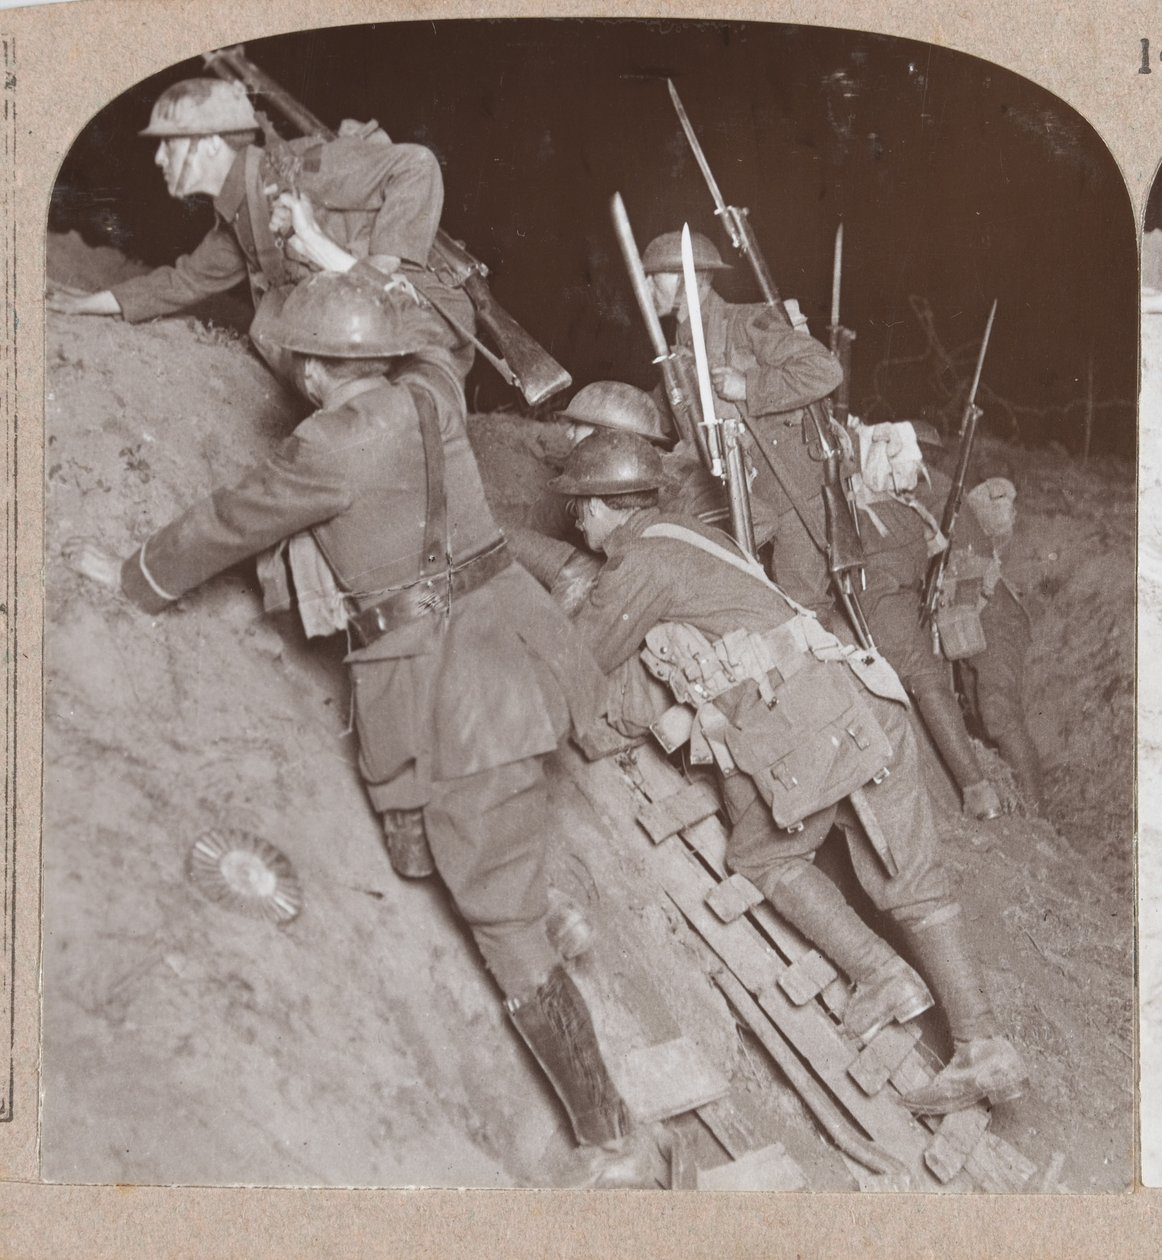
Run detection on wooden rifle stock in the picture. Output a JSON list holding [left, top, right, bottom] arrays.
[[203, 46, 571, 406], [921, 402, 982, 625]]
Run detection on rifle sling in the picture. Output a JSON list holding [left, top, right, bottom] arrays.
[[737, 406, 829, 553]]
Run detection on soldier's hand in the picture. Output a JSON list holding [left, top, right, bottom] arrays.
[[550, 548, 603, 617], [61, 539, 123, 591], [710, 366, 747, 401], [46, 285, 121, 316], [273, 191, 356, 275]]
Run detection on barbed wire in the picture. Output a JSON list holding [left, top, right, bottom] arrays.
[[860, 295, 1132, 453]]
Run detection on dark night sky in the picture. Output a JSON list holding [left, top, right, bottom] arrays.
[[49, 18, 1137, 455]]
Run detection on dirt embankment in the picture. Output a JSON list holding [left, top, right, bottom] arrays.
[[41, 236, 1135, 1190]]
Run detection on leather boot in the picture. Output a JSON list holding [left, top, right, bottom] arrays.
[[381, 808, 435, 878], [996, 725, 1043, 810], [899, 904, 1028, 1112], [763, 864, 928, 1039], [912, 685, 1000, 819], [763, 863, 897, 984], [901, 1036, 1030, 1115], [506, 966, 631, 1146], [843, 956, 934, 1044]]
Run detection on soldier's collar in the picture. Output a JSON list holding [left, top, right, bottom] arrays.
[[603, 507, 663, 559], [212, 147, 252, 222]]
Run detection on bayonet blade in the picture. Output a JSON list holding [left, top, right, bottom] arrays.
[[831, 222, 844, 333], [611, 192, 670, 360], [668, 80, 733, 230], [681, 224, 724, 478], [965, 298, 998, 412]]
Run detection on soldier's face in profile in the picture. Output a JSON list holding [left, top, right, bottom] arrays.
[[154, 136, 214, 198], [648, 272, 682, 318]]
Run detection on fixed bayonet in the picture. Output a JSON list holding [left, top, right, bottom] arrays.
[[681, 225, 758, 557], [610, 193, 712, 470], [668, 79, 783, 311], [828, 223, 856, 426], [921, 300, 999, 630], [667, 83, 873, 645]]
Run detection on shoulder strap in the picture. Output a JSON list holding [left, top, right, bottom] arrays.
[[410, 384, 449, 579], [641, 522, 811, 618], [243, 147, 291, 288]]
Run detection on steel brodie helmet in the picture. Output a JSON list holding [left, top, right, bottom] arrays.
[[641, 230, 731, 274], [550, 430, 668, 498], [140, 79, 259, 138], [560, 381, 672, 445], [267, 273, 441, 358]]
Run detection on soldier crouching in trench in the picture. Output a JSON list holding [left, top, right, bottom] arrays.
[[47, 77, 474, 385], [552, 427, 1030, 1115], [62, 271, 652, 1187]]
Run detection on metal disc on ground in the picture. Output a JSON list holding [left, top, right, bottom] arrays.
[[187, 829, 303, 924]]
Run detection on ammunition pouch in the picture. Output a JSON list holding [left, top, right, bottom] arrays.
[[935, 601, 987, 660], [642, 614, 899, 830], [935, 568, 990, 660]]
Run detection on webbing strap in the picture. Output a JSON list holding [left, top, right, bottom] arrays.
[[411, 385, 449, 579], [641, 522, 813, 619], [242, 147, 291, 289]]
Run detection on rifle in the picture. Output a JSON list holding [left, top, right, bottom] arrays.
[[203, 45, 571, 406], [921, 300, 998, 630], [680, 224, 757, 557], [667, 80, 873, 648]]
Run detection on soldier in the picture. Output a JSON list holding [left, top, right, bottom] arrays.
[[503, 381, 673, 612], [642, 230, 844, 617], [47, 77, 474, 383], [553, 429, 1029, 1114], [62, 272, 644, 1185], [943, 473, 1043, 809], [850, 420, 1003, 820]]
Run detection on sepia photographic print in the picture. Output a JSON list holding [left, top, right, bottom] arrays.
[[36, 15, 1137, 1197]]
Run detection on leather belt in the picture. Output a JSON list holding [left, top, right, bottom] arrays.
[[348, 540, 512, 648]]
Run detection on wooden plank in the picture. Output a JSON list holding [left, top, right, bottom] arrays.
[[706, 873, 765, 923], [964, 1131, 1038, 1192], [627, 747, 851, 1013], [779, 949, 840, 1006], [923, 1107, 991, 1183], [849, 1024, 921, 1096], [637, 782, 720, 843], [696, 1143, 807, 1192], [654, 836, 934, 1170], [618, 1036, 730, 1124], [668, 1114, 700, 1190], [888, 1047, 935, 1096], [695, 1092, 768, 1160], [562, 745, 1025, 1192]]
